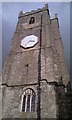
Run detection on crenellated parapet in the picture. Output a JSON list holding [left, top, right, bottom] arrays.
[[18, 4, 49, 18], [2, 4, 71, 119]]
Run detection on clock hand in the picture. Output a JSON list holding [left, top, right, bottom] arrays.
[[25, 40, 35, 46]]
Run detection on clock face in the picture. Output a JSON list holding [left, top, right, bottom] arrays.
[[20, 35, 38, 48]]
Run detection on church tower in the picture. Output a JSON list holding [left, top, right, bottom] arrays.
[[2, 4, 71, 118]]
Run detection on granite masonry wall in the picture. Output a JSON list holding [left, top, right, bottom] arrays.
[[2, 4, 72, 119]]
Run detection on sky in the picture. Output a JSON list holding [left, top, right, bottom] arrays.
[[2, 2, 70, 82]]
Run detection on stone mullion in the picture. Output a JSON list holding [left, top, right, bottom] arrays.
[[30, 95, 32, 112], [25, 95, 28, 112]]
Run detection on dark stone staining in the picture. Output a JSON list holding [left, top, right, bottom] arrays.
[[25, 64, 29, 82], [2, 4, 72, 119]]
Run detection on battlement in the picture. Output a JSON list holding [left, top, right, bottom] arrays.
[[18, 4, 49, 18], [51, 13, 59, 28], [2, 3, 71, 119]]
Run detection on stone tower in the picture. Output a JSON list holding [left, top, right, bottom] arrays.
[[2, 4, 71, 119]]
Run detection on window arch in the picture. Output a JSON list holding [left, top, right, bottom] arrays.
[[29, 17, 35, 24], [21, 88, 35, 112]]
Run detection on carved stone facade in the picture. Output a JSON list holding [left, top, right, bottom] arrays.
[[2, 4, 72, 119]]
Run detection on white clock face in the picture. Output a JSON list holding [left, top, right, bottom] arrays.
[[20, 35, 38, 48]]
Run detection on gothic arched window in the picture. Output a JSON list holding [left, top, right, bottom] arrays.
[[21, 88, 35, 112], [29, 17, 35, 24]]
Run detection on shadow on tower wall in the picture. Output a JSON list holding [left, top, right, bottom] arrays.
[[55, 81, 72, 119]]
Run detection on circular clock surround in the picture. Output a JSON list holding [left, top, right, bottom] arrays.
[[20, 35, 38, 49]]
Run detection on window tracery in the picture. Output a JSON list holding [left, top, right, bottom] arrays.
[[21, 88, 35, 112]]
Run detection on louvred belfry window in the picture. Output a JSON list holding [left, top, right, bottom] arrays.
[[21, 88, 35, 112], [29, 17, 35, 24]]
